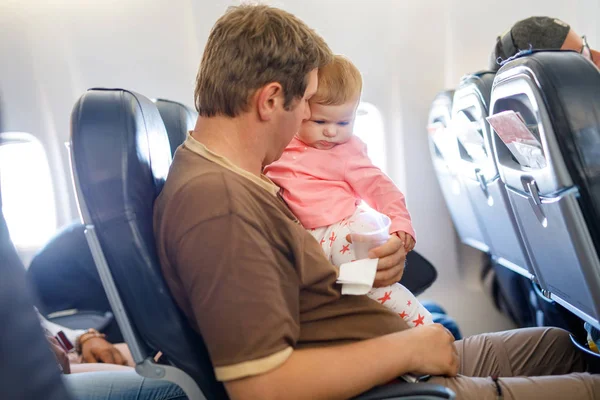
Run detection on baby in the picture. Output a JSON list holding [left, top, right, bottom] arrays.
[[265, 55, 432, 327]]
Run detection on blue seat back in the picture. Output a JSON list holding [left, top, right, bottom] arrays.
[[70, 88, 227, 398]]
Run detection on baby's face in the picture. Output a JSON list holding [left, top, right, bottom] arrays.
[[296, 99, 359, 150]]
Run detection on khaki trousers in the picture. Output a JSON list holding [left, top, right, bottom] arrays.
[[429, 327, 600, 399]]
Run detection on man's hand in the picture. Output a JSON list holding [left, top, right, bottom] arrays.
[[81, 337, 128, 365], [394, 231, 415, 253], [368, 234, 406, 287], [404, 324, 459, 377], [47, 336, 71, 374], [225, 322, 459, 400]]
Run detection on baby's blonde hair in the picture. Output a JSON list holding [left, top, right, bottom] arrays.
[[312, 54, 362, 105]]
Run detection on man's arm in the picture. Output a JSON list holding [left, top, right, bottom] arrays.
[[225, 324, 459, 400]]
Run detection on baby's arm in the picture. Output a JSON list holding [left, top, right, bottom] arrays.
[[344, 138, 416, 245]]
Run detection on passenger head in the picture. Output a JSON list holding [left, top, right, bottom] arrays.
[[489, 16, 600, 70], [297, 55, 363, 150], [194, 4, 331, 118]]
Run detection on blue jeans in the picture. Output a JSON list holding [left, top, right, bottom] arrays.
[[63, 371, 187, 400]]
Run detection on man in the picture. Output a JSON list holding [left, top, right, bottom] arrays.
[[490, 16, 600, 70], [154, 5, 600, 399]]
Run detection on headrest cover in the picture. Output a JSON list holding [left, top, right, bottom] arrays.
[[490, 16, 570, 70]]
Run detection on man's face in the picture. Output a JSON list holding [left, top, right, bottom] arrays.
[[562, 29, 600, 69], [266, 69, 318, 165]]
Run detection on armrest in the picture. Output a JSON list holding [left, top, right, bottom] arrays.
[[352, 382, 455, 400], [46, 310, 114, 333], [400, 251, 438, 297]]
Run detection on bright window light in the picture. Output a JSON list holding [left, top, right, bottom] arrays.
[[354, 102, 387, 173], [0, 133, 57, 248]]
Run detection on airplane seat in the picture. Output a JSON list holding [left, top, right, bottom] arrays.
[[153, 98, 197, 156], [489, 50, 600, 333], [70, 88, 225, 399], [70, 88, 454, 400], [452, 71, 536, 280], [427, 90, 489, 252], [26, 221, 122, 342], [28, 96, 198, 341]]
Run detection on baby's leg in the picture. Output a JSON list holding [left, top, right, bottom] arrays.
[[308, 213, 432, 328], [308, 216, 356, 266], [308, 226, 333, 260], [368, 284, 434, 328]]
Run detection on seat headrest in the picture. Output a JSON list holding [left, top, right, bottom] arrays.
[[457, 71, 496, 111], [71, 88, 172, 224], [153, 99, 197, 157], [428, 90, 455, 127]]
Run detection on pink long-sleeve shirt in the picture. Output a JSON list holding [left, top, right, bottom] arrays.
[[264, 136, 415, 240]]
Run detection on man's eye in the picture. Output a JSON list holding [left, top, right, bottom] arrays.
[[313, 120, 325, 125]]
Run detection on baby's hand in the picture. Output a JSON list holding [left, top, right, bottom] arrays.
[[395, 231, 415, 253]]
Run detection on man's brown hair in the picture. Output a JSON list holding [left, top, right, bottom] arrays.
[[195, 4, 333, 117], [312, 54, 362, 105]]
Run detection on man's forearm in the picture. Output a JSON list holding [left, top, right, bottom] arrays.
[[225, 331, 416, 400]]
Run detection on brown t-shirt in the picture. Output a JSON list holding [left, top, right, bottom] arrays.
[[154, 135, 408, 382]]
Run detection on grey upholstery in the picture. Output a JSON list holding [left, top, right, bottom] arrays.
[[490, 50, 600, 329], [452, 71, 535, 279], [427, 90, 488, 252]]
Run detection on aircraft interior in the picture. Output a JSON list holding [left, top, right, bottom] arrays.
[[1, 0, 600, 399]]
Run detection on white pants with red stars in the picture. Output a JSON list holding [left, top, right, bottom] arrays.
[[308, 209, 433, 328]]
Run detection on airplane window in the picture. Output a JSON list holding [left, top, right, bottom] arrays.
[[354, 102, 387, 172], [0, 133, 57, 248]]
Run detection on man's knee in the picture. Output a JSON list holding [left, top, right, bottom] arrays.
[[538, 326, 572, 346]]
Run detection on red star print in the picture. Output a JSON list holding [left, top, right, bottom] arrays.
[[407, 300, 412, 307], [399, 311, 408, 319], [413, 314, 425, 326], [329, 231, 337, 247], [378, 291, 392, 304], [320, 238, 326, 246], [340, 244, 350, 254]]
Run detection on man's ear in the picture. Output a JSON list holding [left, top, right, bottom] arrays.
[[256, 82, 284, 121]]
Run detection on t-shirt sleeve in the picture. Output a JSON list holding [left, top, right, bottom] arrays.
[[169, 181, 299, 381]]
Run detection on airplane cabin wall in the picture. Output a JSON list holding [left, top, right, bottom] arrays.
[[0, 0, 598, 335]]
